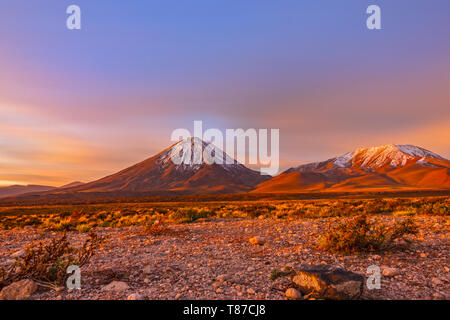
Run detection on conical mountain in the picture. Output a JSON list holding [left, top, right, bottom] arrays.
[[65, 137, 269, 194]]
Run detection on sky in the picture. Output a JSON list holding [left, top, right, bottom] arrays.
[[0, 0, 449, 186]]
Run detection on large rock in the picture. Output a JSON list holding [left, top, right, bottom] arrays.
[[0, 279, 38, 300], [292, 265, 364, 300], [102, 281, 129, 292]]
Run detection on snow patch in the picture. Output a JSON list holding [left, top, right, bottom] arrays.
[[333, 152, 353, 168], [396, 145, 444, 159]]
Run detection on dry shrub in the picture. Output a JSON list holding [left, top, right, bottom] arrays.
[[142, 220, 173, 236], [69, 210, 83, 224], [0, 231, 103, 288], [318, 214, 418, 254], [170, 208, 212, 223]]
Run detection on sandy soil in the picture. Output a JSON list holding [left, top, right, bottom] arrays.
[[0, 216, 448, 300]]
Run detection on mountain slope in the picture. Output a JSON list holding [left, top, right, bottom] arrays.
[[253, 144, 450, 192], [59, 181, 85, 189], [59, 137, 269, 194], [0, 185, 56, 199]]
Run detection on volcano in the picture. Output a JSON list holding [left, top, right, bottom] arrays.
[[253, 144, 450, 192], [61, 137, 269, 194]]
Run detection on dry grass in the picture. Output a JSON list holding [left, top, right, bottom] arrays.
[[0, 231, 103, 289], [0, 197, 447, 231], [141, 220, 174, 236]]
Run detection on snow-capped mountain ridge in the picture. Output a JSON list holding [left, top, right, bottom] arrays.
[[254, 144, 450, 193], [332, 144, 445, 170]]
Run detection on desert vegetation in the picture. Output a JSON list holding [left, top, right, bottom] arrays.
[[0, 231, 103, 289], [318, 214, 418, 254], [0, 196, 448, 300], [0, 197, 447, 231]]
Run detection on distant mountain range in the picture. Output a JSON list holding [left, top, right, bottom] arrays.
[[0, 181, 84, 199], [253, 144, 450, 192], [1, 142, 449, 201]]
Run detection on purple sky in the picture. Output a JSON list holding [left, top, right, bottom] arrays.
[[0, 0, 449, 186]]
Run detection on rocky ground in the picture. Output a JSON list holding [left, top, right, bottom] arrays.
[[0, 216, 448, 300]]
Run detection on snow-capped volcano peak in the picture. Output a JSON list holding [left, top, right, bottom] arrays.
[[332, 144, 445, 169], [158, 137, 239, 172]]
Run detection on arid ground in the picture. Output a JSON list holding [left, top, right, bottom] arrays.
[[0, 197, 448, 300]]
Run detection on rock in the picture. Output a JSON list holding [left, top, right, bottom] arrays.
[[292, 265, 364, 300], [249, 236, 265, 245], [0, 279, 38, 300], [381, 267, 400, 277], [216, 274, 229, 282], [127, 293, 144, 300], [102, 281, 129, 292], [431, 278, 443, 285], [5, 259, 15, 265], [142, 265, 152, 274], [395, 239, 409, 249], [246, 288, 255, 295], [11, 250, 25, 258], [285, 288, 302, 299]]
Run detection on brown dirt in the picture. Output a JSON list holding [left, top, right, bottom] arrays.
[[0, 216, 448, 300]]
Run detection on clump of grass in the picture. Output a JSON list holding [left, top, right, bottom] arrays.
[[270, 266, 294, 281], [318, 214, 418, 254], [142, 220, 173, 236], [392, 210, 415, 217], [0, 231, 103, 289], [170, 208, 211, 223], [76, 224, 93, 233]]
